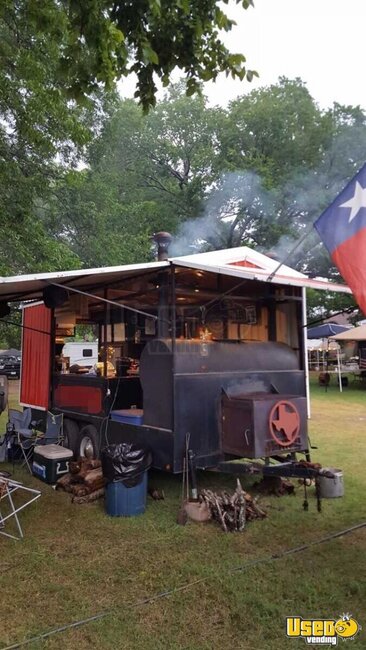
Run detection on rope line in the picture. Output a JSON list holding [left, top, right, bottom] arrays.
[[3, 520, 366, 650]]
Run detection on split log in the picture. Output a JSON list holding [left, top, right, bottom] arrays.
[[200, 480, 266, 533], [71, 484, 90, 497], [72, 487, 105, 504], [83, 467, 105, 492], [56, 462, 105, 502], [69, 459, 101, 475], [55, 473, 74, 492]]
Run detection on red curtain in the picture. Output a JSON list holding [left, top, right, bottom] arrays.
[[20, 303, 51, 410]]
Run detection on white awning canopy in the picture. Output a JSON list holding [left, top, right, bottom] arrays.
[[0, 261, 168, 302], [0, 245, 351, 303]]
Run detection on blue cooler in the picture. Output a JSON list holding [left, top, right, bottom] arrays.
[[105, 472, 148, 517], [110, 409, 143, 425]]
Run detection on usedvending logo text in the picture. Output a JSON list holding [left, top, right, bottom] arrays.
[[286, 614, 360, 646]]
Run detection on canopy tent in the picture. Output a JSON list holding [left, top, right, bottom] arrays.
[[332, 324, 366, 382], [332, 324, 366, 341], [306, 339, 340, 351], [306, 323, 351, 339], [312, 323, 366, 392], [306, 323, 352, 393]]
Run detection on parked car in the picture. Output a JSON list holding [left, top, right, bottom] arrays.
[[0, 355, 21, 379]]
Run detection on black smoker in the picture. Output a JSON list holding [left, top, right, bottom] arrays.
[[133, 338, 309, 472], [107, 232, 309, 473]]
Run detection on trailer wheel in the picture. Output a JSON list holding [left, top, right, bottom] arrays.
[[63, 418, 79, 456], [78, 425, 99, 460]]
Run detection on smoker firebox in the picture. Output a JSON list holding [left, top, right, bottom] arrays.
[[221, 392, 308, 458]]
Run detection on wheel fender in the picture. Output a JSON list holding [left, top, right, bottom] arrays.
[[63, 418, 80, 457]]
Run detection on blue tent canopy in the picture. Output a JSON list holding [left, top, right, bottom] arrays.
[[306, 323, 351, 339]]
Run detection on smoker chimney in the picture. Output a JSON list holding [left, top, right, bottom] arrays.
[[153, 232, 172, 261]]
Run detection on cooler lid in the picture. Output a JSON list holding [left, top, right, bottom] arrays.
[[110, 409, 144, 418], [34, 444, 74, 459]]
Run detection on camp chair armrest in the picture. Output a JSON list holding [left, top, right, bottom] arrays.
[[31, 419, 43, 429], [17, 431, 37, 440]]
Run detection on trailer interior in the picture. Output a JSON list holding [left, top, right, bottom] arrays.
[[49, 265, 303, 408]]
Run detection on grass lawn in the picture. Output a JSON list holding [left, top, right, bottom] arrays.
[[0, 375, 366, 649]]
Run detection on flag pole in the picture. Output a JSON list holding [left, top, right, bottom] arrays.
[[266, 227, 314, 282]]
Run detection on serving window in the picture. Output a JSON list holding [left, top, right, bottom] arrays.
[[52, 266, 303, 384]]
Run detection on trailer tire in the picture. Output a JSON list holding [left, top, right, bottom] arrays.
[[78, 425, 99, 460], [63, 418, 79, 457]]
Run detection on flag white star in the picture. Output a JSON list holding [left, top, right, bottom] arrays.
[[339, 180, 366, 222]]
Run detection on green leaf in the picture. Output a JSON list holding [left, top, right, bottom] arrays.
[[142, 45, 159, 65]]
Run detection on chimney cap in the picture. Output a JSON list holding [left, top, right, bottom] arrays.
[[152, 231, 173, 244], [153, 231, 173, 261]]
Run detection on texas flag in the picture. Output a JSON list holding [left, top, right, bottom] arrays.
[[314, 163, 366, 315]]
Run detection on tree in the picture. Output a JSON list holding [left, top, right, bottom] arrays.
[[306, 288, 359, 326], [46, 86, 226, 265], [22, 0, 257, 111], [0, 0, 258, 277], [0, 1, 114, 274], [221, 78, 332, 186], [172, 79, 333, 254]]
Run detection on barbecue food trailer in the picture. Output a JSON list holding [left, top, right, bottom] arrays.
[[0, 239, 350, 476]]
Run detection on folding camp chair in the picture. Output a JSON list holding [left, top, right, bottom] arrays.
[[36, 412, 64, 446], [0, 471, 41, 540], [6, 408, 41, 473], [7, 410, 64, 473]]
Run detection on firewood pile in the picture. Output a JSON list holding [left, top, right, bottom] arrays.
[[200, 479, 267, 533], [56, 458, 106, 504]]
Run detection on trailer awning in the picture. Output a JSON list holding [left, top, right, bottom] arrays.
[[0, 261, 168, 302], [171, 247, 351, 294], [0, 246, 350, 303]]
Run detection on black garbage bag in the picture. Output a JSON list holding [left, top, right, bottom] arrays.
[[101, 443, 152, 487]]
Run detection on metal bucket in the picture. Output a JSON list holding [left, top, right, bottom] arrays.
[[318, 468, 344, 498]]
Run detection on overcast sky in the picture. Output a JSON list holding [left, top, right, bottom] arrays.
[[120, 0, 366, 109]]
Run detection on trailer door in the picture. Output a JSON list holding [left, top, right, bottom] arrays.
[[20, 303, 51, 410]]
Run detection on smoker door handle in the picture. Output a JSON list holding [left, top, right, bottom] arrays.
[[244, 429, 250, 447], [270, 382, 280, 394]]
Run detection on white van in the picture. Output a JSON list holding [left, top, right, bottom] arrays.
[[62, 342, 98, 368]]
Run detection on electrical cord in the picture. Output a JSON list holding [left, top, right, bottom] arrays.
[[3, 520, 366, 650], [101, 376, 122, 450]]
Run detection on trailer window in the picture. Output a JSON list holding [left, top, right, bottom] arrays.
[[83, 349, 93, 357]]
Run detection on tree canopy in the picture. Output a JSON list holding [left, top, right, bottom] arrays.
[[0, 0, 257, 276], [42, 78, 366, 324], [2, 0, 257, 112], [0, 1, 117, 275], [2, 70, 366, 345]]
